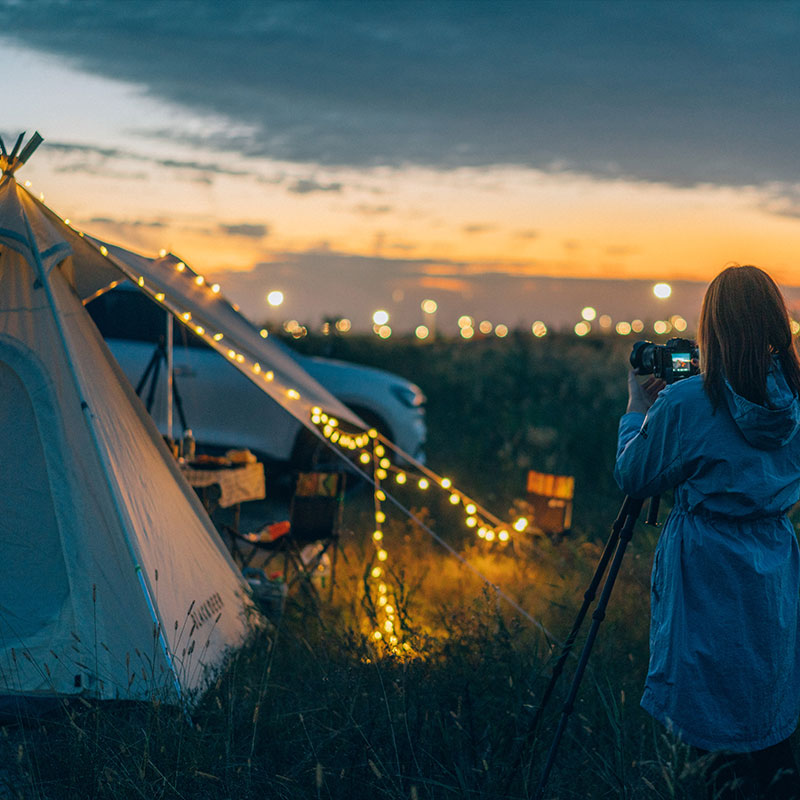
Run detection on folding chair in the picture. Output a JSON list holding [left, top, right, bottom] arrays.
[[232, 471, 346, 601]]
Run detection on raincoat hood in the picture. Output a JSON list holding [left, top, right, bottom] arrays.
[[723, 357, 800, 450]]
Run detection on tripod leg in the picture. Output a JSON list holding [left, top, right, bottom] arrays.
[[135, 345, 162, 397], [144, 351, 162, 414], [172, 374, 188, 432], [533, 496, 643, 800], [505, 495, 638, 793]]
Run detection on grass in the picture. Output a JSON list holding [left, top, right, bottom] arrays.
[[0, 333, 779, 798]]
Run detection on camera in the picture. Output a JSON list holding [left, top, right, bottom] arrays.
[[630, 338, 699, 384]]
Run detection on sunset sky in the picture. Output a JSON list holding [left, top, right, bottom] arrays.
[[3, 0, 800, 333]]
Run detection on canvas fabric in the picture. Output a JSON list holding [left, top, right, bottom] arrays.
[[0, 176, 255, 703]]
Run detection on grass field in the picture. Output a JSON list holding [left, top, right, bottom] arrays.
[[0, 333, 761, 798]]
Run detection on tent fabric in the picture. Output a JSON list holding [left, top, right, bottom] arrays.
[[0, 173, 256, 704]]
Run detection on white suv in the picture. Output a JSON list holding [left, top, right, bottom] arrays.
[[86, 286, 426, 468]]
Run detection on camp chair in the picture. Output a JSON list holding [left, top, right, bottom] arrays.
[[231, 471, 346, 600]]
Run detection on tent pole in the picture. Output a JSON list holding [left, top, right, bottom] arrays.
[[166, 311, 173, 440]]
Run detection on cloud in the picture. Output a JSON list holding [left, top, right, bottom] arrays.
[[287, 178, 343, 194], [354, 203, 392, 216], [604, 245, 639, 257], [219, 222, 269, 238], [5, 2, 800, 186], [757, 183, 800, 220], [89, 216, 166, 229], [38, 140, 252, 179], [462, 224, 496, 235]]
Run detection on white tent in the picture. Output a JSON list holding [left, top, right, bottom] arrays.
[[0, 141, 257, 706]]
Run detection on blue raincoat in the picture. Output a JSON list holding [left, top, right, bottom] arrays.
[[615, 360, 800, 752]]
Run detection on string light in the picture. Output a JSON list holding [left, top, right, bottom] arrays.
[[366, 439, 405, 654], [305, 412, 526, 557]]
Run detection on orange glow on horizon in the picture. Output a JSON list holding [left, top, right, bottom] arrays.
[[20, 155, 800, 323]]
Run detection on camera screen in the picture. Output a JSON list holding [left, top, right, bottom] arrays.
[[672, 353, 692, 373]]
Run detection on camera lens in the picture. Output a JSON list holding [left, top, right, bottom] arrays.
[[630, 340, 656, 375]]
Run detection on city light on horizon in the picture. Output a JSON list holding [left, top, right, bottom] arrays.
[[653, 283, 672, 299]]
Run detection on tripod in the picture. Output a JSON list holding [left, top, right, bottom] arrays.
[[135, 339, 189, 433], [507, 493, 660, 798]]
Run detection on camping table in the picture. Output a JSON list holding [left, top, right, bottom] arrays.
[[180, 461, 266, 538], [180, 461, 266, 509]]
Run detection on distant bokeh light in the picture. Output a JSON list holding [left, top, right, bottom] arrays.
[[574, 321, 591, 336], [581, 306, 597, 321], [653, 282, 672, 299], [457, 315, 474, 329], [377, 324, 392, 339], [616, 321, 632, 335], [532, 321, 547, 337], [335, 318, 351, 332], [478, 320, 493, 334], [460, 325, 475, 339], [267, 290, 284, 306], [632, 319, 645, 333], [495, 324, 509, 338], [373, 309, 389, 325], [599, 314, 612, 329], [421, 299, 438, 314], [415, 325, 429, 339], [671, 315, 688, 332]]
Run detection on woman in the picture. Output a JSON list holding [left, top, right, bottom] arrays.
[[615, 265, 800, 798]]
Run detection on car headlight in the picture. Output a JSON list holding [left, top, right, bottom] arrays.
[[391, 383, 426, 408]]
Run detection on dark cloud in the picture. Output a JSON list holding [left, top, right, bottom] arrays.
[[287, 178, 343, 194], [219, 223, 269, 238], [4, 1, 800, 186]]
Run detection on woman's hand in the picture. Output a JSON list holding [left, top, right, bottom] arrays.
[[626, 371, 666, 414]]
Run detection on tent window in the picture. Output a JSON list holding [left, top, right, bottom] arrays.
[[86, 288, 165, 343], [86, 288, 211, 350], [0, 362, 70, 640]]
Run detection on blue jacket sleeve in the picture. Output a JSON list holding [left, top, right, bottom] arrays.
[[614, 390, 687, 498]]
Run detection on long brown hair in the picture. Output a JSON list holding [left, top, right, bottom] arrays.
[[698, 264, 800, 408]]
